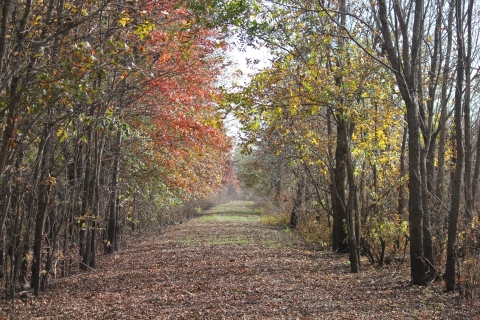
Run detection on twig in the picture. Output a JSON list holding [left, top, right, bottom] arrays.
[[181, 290, 194, 297], [79, 261, 98, 273]]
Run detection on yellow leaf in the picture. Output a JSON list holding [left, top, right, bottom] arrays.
[[118, 16, 130, 27]]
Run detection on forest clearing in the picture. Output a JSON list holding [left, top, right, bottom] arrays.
[[1, 201, 478, 319]]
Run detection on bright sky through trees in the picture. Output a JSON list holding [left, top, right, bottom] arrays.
[[222, 39, 271, 141]]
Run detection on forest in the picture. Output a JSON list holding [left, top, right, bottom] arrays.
[[0, 0, 233, 298], [0, 0, 479, 316], [230, 0, 480, 297]]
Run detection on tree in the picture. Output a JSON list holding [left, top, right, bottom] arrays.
[[0, 0, 233, 298]]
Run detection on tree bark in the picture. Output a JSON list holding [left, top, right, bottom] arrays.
[[398, 122, 407, 218], [0, 0, 13, 81], [334, 118, 348, 253], [376, 0, 427, 285], [290, 177, 304, 229], [327, 108, 339, 251], [420, 148, 435, 279], [107, 130, 122, 254], [89, 128, 106, 268], [344, 124, 359, 273], [445, 0, 465, 292], [31, 110, 54, 297], [463, 0, 474, 220], [80, 107, 95, 270], [435, 0, 454, 213]]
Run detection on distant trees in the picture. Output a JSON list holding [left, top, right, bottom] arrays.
[[0, 0, 231, 297]]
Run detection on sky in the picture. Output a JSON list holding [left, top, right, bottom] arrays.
[[225, 45, 272, 86], [221, 41, 272, 143]]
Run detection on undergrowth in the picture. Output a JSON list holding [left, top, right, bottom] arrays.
[[257, 200, 331, 251], [257, 201, 290, 228]]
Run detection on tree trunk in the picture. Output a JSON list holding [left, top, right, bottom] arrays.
[[398, 122, 407, 217], [0, 0, 12, 70], [106, 130, 122, 254], [80, 114, 94, 270], [290, 178, 304, 229], [376, 0, 427, 286], [434, 0, 453, 228], [89, 128, 106, 268], [421, 148, 435, 279], [334, 118, 348, 253], [19, 134, 46, 285], [445, 0, 465, 292], [327, 108, 338, 251], [463, 0, 474, 220], [31, 111, 53, 297], [344, 124, 359, 273]]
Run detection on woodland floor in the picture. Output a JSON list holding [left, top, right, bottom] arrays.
[[1, 201, 480, 319]]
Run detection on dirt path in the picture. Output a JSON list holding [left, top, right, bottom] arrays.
[[2, 201, 479, 319]]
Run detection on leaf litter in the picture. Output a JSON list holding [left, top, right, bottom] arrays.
[[1, 201, 479, 319]]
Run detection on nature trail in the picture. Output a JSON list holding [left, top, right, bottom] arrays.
[[2, 201, 478, 319]]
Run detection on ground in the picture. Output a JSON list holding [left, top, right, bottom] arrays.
[[1, 201, 479, 319]]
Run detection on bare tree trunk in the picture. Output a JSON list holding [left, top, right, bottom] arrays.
[[446, 0, 465, 291], [376, 0, 427, 285], [464, 0, 474, 220], [421, 149, 435, 279], [435, 0, 454, 216], [0, 0, 13, 76], [106, 130, 122, 254], [80, 150, 92, 270], [31, 110, 54, 297], [345, 125, 359, 273], [89, 128, 106, 268], [327, 108, 338, 251], [334, 118, 348, 253], [332, 0, 349, 254], [19, 134, 46, 285], [80, 110, 94, 270], [290, 177, 304, 229], [9, 148, 26, 297], [398, 122, 407, 217]]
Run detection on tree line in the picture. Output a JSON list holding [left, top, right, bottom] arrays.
[[0, 0, 232, 298], [226, 0, 480, 296]]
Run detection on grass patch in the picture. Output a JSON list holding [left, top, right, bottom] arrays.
[[197, 213, 259, 223], [208, 235, 252, 246], [204, 201, 257, 215], [196, 201, 260, 224], [179, 235, 253, 246], [179, 200, 299, 249], [178, 235, 295, 247]]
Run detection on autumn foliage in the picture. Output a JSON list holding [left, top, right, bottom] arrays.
[[142, 7, 231, 198], [228, 0, 480, 298], [0, 0, 233, 298]]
